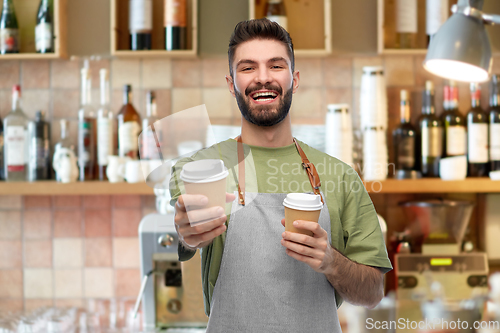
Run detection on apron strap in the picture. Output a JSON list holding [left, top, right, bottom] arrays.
[[235, 136, 323, 205]]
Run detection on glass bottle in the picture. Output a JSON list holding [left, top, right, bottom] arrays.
[[395, 0, 417, 49], [0, 0, 19, 54], [129, 0, 152, 50], [426, 0, 448, 46], [164, 0, 187, 50], [3, 85, 28, 181], [265, 0, 287, 30], [489, 75, 500, 172], [77, 67, 97, 181], [441, 80, 466, 157], [0, 114, 3, 180], [393, 89, 416, 172], [97, 68, 113, 181], [467, 83, 489, 177], [117, 84, 141, 159], [419, 80, 443, 177], [141, 90, 161, 160], [35, 0, 53, 53], [54, 119, 74, 182], [28, 110, 51, 181]]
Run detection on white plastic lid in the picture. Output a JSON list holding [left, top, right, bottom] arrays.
[[283, 193, 323, 211], [180, 159, 228, 183]]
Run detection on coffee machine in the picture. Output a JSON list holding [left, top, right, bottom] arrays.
[[136, 212, 208, 331]]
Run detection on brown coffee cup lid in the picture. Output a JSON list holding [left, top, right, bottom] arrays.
[[283, 193, 323, 211], [180, 159, 228, 183]]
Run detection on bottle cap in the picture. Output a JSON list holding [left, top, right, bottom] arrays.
[[124, 84, 132, 93], [180, 159, 229, 183], [283, 193, 323, 211], [425, 80, 434, 92], [35, 111, 44, 121], [400, 89, 408, 100], [12, 84, 21, 94]]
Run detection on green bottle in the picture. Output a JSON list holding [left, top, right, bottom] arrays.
[[35, 0, 53, 53], [0, 0, 19, 54]]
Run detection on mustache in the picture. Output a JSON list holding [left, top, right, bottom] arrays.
[[245, 84, 282, 96]]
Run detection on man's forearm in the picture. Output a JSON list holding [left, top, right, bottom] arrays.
[[324, 247, 384, 309]]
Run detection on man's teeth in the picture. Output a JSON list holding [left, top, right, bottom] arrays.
[[252, 92, 277, 99]]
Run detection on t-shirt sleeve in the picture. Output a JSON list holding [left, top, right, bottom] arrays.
[[340, 172, 393, 273]]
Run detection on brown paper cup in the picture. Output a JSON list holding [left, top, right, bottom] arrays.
[[284, 206, 321, 237], [183, 176, 227, 226]]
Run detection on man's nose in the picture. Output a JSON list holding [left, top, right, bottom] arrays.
[[254, 67, 272, 84]]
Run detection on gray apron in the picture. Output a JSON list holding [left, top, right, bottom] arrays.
[[206, 139, 342, 333]]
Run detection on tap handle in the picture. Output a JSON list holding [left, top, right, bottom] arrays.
[[132, 270, 153, 319]]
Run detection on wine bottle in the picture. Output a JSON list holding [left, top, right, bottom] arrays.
[[3, 85, 28, 181], [97, 69, 113, 181], [0, 0, 19, 54], [441, 80, 466, 157], [0, 114, 3, 180], [393, 89, 416, 173], [265, 0, 287, 31], [78, 67, 97, 181], [165, 0, 187, 50], [53, 119, 74, 182], [141, 91, 161, 160], [420, 81, 443, 177], [395, 0, 417, 49], [426, 0, 448, 45], [28, 111, 51, 181], [35, 0, 53, 53], [489, 75, 500, 172], [117, 85, 141, 159], [129, 0, 152, 50], [467, 83, 489, 177]]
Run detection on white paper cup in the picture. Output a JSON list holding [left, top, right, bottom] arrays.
[[439, 155, 467, 180], [283, 193, 323, 237]]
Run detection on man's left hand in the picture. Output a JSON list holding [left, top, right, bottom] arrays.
[[280, 218, 335, 275]]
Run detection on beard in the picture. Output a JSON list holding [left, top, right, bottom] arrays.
[[234, 83, 293, 127]]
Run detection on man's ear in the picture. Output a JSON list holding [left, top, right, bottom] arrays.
[[292, 70, 300, 94], [226, 75, 236, 97]]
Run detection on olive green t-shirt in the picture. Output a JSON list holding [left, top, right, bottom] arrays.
[[169, 139, 392, 315]]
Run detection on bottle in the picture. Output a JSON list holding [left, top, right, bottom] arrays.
[[489, 75, 500, 172], [129, 0, 152, 50], [97, 69, 113, 181], [395, 0, 417, 49], [441, 80, 466, 157], [393, 90, 416, 173], [467, 83, 489, 177], [0, 115, 3, 180], [141, 91, 161, 160], [0, 0, 19, 54], [54, 119, 74, 182], [77, 67, 97, 181], [420, 81, 443, 177], [117, 85, 141, 159], [426, 0, 448, 45], [164, 0, 187, 50], [35, 0, 53, 53], [28, 111, 50, 181], [265, 0, 287, 31], [3, 85, 28, 181]]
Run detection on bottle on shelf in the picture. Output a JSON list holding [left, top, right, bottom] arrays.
[[77, 66, 97, 181], [3, 85, 28, 181], [28, 111, 51, 181], [0, 0, 19, 54], [53, 119, 75, 182], [0, 114, 3, 180], [97, 68, 113, 181], [489, 75, 500, 172], [141, 90, 161, 160], [35, 0, 53, 53], [265, 0, 287, 31], [129, 0, 152, 50], [426, 0, 449, 46], [393, 89, 417, 177], [395, 0, 417, 49], [467, 83, 489, 177], [441, 80, 466, 158], [165, 0, 187, 50], [117, 84, 141, 159], [419, 80, 443, 177]]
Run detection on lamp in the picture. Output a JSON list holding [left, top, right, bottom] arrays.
[[423, 0, 500, 83]]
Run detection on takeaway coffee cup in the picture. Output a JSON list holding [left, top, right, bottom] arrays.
[[180, 159, 229, 226], [283, 193, 323, 237]]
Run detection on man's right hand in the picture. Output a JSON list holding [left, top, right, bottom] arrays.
[[174, 193, 236, 250]]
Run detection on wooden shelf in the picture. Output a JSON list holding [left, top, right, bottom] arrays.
[[364, 178, 500, 194], [111, 49, 196, 58]]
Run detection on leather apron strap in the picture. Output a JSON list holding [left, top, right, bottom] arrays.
[[235, 136, 323, 205]]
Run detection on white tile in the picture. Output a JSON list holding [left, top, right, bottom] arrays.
[[24, 269, 53, 299], [53, 238, 83, 268], [202, 88, 233, 119], [84, 268, 114, 298], [111, 59, 141, 89], [171, 88, 202, 113], [113, 238, 140, 268], [54, 269, 83, 298], [142, 59, 172, 89]]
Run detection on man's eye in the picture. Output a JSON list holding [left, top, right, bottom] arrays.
[[241, 67, 252, 71], [272, 65, 283, 69]]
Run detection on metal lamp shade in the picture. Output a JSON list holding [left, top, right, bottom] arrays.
[[423, 12, 492, 83]]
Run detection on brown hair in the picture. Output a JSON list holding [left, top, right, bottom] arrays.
[[228, 18, 294, 77]]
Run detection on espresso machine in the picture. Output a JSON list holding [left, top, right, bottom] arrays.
[[136, 212, 208, 331]]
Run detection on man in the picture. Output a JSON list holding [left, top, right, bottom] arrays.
[[170, 18, 392, 332]]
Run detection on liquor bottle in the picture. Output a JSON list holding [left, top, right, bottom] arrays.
[[141, 91, 161, 160], [393, 89, 416, 173], [467, 83, 489, 177], [395, 0, 417, 49], [28, 111, 51, 181], [3, 85, 28, 181], [77, 67, 97, 181], [420, 80, 443, 177], [441, 80, 466, 157], [0, 0, 19, 54], [0, 115, 3, 180], [35, 0, 53, 53], [489, 75, 500, 172], [426, 0, 448, 45], [97, 69, 113, 181], [265, 0, 287, 31], [129, 0, 152, 50], [54, 119, 74, 182], [117, 85, 141, 159], [165, 0, 187, 50]]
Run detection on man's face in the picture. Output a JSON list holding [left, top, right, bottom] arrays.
[[226, 39, 299, 127]]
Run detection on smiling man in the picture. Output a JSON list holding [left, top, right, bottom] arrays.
[[170, 19, 392, 332]]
